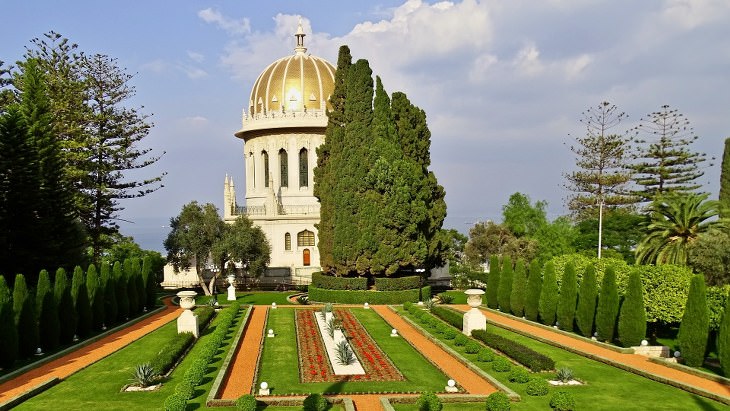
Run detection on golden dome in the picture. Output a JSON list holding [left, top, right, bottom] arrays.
[[236, 23, 335, 140]]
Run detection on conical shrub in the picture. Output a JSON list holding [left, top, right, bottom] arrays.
[[718, 297, 730, 376], [14, 274, 38, 358], [36, 270, 60, 350], [87, 264, 105, 330], [595, 265, 619, 342], [486, 255, 501, 309], [0, 277, 19, 367], [617, 270, 646, 347], [55, 268, 76, 344], [539, 261, 558, 326], [524, 260, 542, 322], [556, 262, 578, 331], [510, 258, 527, 317], [576, 264, 598, 338], [498, 256, 513, 312], [101, 262, 117, 325], [114, 261, 129, 321], [678, 275, 709, 367]]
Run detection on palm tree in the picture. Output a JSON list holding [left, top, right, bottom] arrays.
[[636, 193, 726, 265]]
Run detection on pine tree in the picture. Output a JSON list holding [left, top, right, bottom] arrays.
[[524, 260, 542, 322], [564, 101, 634, 219], [36, 269, 60, 350], [87, 264, 104, 330], [718, 296, 730, 376], [0, 276, 19, 367], [100, 262, 117, 325], [71, 266, 91, 338], [54, 268, 76, 344], [497, 256, 513, 312], [14, 274, 39, 357], [142, 255, 157, 309], [617, 270, 647, 347], [539, 261, 559, 326], [628, 105, 710, 203], [596, 266, 620, 342], [575, 264, 598, 337], [114, 261, 129, 321], [720, 138, 730, 220], [678, 275, 710, 367], [510, 258, 528, 317], [557, 262, 578, 331], [124, 258, 139, 315], [486, 255, 501, 309]]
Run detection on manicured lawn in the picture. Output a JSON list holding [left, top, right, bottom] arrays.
[[256, 307, 448, 395], [398, 307, 730, 410], [437, 290, 468, 304], [198, 291, 296, 306], [16, 307, 247, 411]]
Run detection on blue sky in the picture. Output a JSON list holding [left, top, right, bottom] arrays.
[[2, 0, 729, 252]]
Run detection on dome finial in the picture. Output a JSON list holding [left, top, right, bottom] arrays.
[[294, 17, 307, 55]]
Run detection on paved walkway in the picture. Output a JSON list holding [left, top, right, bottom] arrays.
[[0, 298, 180, 404], [455, 305, 730, 399], [219, 306, 268, 399]]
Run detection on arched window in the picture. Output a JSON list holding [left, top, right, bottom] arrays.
[[299, 148, 308, 187], [279, 149, 288, 188], [249, 152, 255, 188], [262, 150, 269, 187], [297, 230, 315, 247], [303, 249, 311, 266], [284, 233, 291, 251]]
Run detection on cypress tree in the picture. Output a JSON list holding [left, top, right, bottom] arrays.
[[54, 268, 76, 344], [575, 264, 598, 337], [595, 266, 620, 342], [87, 264, 104, 330], [486, 255, 501, 309], [71, 266, 92, 338], [14, 274, 39, 357], [524, 259, 542, 322], [557, 262, 578, 331], [124, 258, 139, 315], [510, 258, 527, 317], [101, 262, 117, 325], [720, 137, 730, 220], [618, 270, 647, 347], [114, 261, 129, 321], [134, 258, 145, 313], [497, 255, 513, 312], [718, 296, 730, 376], [142, 255, 157, 309], [678, 275, 710, 367], [36, 269, 60, 350], [539, 261, 559, 326], [0, 276, 19, 367]]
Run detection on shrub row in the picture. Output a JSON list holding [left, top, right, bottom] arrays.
[[308, 285, 430, 304], [430, 305, 464, 329], [151, 332, 196, 376], [310, 272, 367, 290], [375, 276, 421, 291], [471, 329, 554, 372]]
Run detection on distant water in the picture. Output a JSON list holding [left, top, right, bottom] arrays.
[[118, 216, 169, 253]]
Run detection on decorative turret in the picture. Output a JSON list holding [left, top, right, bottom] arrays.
[[223, 174, 237, 220]]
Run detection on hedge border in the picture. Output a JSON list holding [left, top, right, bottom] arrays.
[[308, 286, 431, 304], [375, 276, 422, 291], [206, 305, 252, 406], [311, 273, 368, 290]]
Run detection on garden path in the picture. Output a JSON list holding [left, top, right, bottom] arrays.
[[0, 297, 179, 404], [455, 305, 730, 400], [218, 305, 267, 399]]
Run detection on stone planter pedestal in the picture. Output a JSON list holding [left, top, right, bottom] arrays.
[[177, 291, 199, 338], [632, 345, 670, 358], [226, 275, 237, 301], [462, 289, 486, 336]]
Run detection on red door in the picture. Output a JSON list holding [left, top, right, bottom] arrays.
[[303, 248, 311, 266]]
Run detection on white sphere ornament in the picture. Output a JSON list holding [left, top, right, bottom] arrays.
[[447, 379, 456, 387], [271, 302, 277, 309], [391, 328, 398, 337], [641, 339, 649, 346], [364, 302, 370, 309], [593, 331, 599, 337], [260, 382, 268, 390], [591, 336, 597, 341], [674, 351, 681, 358]]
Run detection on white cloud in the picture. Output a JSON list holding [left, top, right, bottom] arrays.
[[141, 59, 168, 73], [198, 8, 251, 35], [661, 0, 730, 29], [180, 116, 209, 127], [187, 51, 204, 63], [178, 64, 207, 79], [513, 43, 543, 76]]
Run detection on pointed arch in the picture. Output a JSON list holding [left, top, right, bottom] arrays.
[[299, 147, 308, 187], [279, 148, 288, 188]]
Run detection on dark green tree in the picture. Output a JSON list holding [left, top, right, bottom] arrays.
[[718, 296, 730, 376], [142, 255, 157, 309], [628, 104, 710, 203], [557, 262, 578, 331], [465, 221, 538, 267], [86, 264, 104, 330], [688, 228, 730, 286], [595, 265, 620, 342], [54, 268, 76, 343], [100, 262, 116, 325], [573, 209, 644, 263], [539, 261, 558, 326], [71, 266, 91, 338], [510, 258, 527, 317], [36, 269, 60, 350], [564, 101, 634, 220], [124, 258, 139, 316], [678, 275, 710, 367], [502, 192, 547, 237], [497, 256, 513, 312], [575, 264, 598, 337], [14, 274, 38, 357], [113, 261, 129, 321], [720, 138, 730, 219], [524, 259, 542, 322], [133, 259, 145, 313], [617, 270, 647, 347], [211, 215, 271, 280], [0, 276, 18, 367], [486, 254, 501, 309]]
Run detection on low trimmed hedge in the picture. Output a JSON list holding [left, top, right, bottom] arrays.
[[472, 329, 555, 372], [308, 285, 431, 304], [375, 276, 421, 291], [311, 273, 367, 290], [151, 332, 196, 375], [431, 305, 464, 329]]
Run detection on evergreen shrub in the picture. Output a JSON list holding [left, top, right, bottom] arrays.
[[375, 275, 421, 291], [595, 265, 619, 342], [471, 330, 554, 372], [307, 285, 429, 304], [164, 392, 187, 411], [510, 259, 527, 317], [114, 262, 130, 321], [549, 391, 575, 411], [477, 348, 495, 362], [525, 377, 549, 396], [508, 367, 531, 383], [430, 305, 463, 328], [486, 255, 501, 309], [0, 277, 19, 367], [54, 268, 76, 344], [617, 270, 646, 347], [556, 262, 577, 332], [492, 356, 512, 372], [575, 264, 597, 338], [14, 274, 39, 358], [36, 270, 60, 350], [415, 391, 442, 411], [719, 297, 730, 376], [175, 380, 195, 400], [485, 392, 510, 411], [150, 332, 195, 375], [524, 259, 542, 322], [678, 275, 710, 367], [236, 394, 257, 411], [465, 341, 481, 354], [443, 328, 457, 340], [311, 273, 367, 290], [539, 262, 559, 326], [454, 334, 469, 346], [303, 393, 329, 411], [498, 256, 514, 312]]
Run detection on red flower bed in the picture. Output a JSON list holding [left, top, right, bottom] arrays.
[[294, 309, 404, 383]]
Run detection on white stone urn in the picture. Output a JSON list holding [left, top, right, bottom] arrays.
[[227, 274, 236, 286], [177, 291, 199, 337], [177, 291, 197, 309], [465, 289, 485, 308]]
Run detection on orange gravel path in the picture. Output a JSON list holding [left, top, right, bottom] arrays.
[[455, 305, 730, 399], [373, 305, 499, 396], [218, 306, 268, 399], [0, 298, 179, 403]]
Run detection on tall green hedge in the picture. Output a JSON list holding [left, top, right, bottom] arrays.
[[678, 275, 709, 367], [307, 285, 430, 304], [510, 259, 527, 317], [375, 275, 421, 291], [556, 262, 577, 332], [486, 255, 501, 309], [36, 269, 60, 350], [575, 264, 597, 338], [0, 276, 19, 367], [595, 265, 619, 342], [524, 260, 542, 322], [311, 272, 368, 290], [617, 270, 646, 347], [14, 274, 38, 358], [87, 264, 104, 330], [539, 261, 558, 326], [497, 256, 513, 312], [718, 297, 730, 376], [142, 255, 157, 309], [125, 259, 140, 316], [101, 262, 117, 325], [55, 268, 76, 344], [114, 261, 129, 321], [72, 267, 92, 338]]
